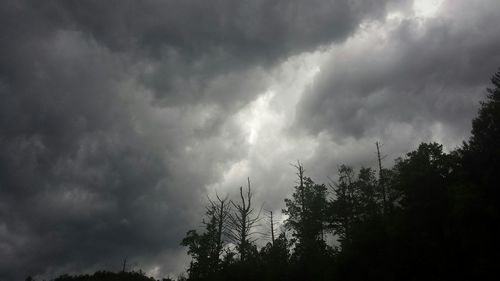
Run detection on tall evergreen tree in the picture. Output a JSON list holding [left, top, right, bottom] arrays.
[[283, 163, 329, 279], [462, 68, 500, 201], [456, 68, 500, 279], [328, 165, 359, 243]]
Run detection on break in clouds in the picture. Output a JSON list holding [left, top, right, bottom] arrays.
[[1, 0, 500, 280]]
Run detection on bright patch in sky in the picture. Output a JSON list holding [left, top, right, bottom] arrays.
[[206, 52, 324, 197], [413, 0, 444, 17], [240, 90, 276, 145]]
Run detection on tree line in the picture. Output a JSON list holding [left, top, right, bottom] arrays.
[[179, 69, 500, 281]]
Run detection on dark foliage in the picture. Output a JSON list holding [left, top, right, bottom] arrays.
[[177, 68, 500, 281]]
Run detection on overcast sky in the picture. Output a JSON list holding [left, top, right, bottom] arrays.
[[1, 0, 500, 280]]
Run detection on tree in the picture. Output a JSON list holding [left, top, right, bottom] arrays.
[[456, 68, 500, 279], [265, 210, 276, 245], [209, 194, 231, 265], [226, 178, 260, 262], [181, 194, 230, 280], [462, 68, 500, 202], [328, 165, 359, 243], [259, 232, 291, 281], [356, 167, 380, 219], [468, 69, 500, 153], [283, 162, 329, 275], [386, 143, 454, 279]]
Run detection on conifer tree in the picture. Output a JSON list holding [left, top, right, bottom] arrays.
[[283, 163, 328, 261]]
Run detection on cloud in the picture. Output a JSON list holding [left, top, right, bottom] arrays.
[[295, 0, 500, 147], [52, 0, 398, 105], [0, 28, 199, 279]]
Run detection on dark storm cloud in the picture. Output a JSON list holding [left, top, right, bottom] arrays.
[[296, 0, 500, 143], [55, 0, 388, 58], [0, 1, 399, 280], [52, 0, 396, 104], [0, 28, 200, 279]]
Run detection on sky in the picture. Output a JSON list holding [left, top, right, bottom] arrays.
[[1, 0, 500, 280]]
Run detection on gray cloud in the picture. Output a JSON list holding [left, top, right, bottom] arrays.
[[0, 28, 199, 279], [51, 0, 396, 105], [296, 0, 500, 145], [54, 0, 389, 56]]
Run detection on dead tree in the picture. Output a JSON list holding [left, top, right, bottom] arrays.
[[227, 178, 261, 262], [376, 141, 387, 213], [206, 193, 231, 263], [267, 210, 276, 245], [291, 161, 306, 217], [122, 258, 127, 273]]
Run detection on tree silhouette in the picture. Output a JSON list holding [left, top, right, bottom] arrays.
[[226, 178, 260, 263], [181, 194, 230, 280], [283, 163, 330, 280], [328, 165, 359, 243], [456, 68, 500, 279]]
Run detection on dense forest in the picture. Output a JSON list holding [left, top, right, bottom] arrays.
[[33, 69, 499, 281]]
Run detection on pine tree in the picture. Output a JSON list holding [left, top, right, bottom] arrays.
[[283, 163, 328, 269]]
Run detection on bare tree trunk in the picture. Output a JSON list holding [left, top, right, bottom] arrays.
[[292, 161, 306, 218], [207, 193, 231, 266], [227, 178, 260, 262], [376, 142, 387, 214], [270, 211, 275, 244]]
